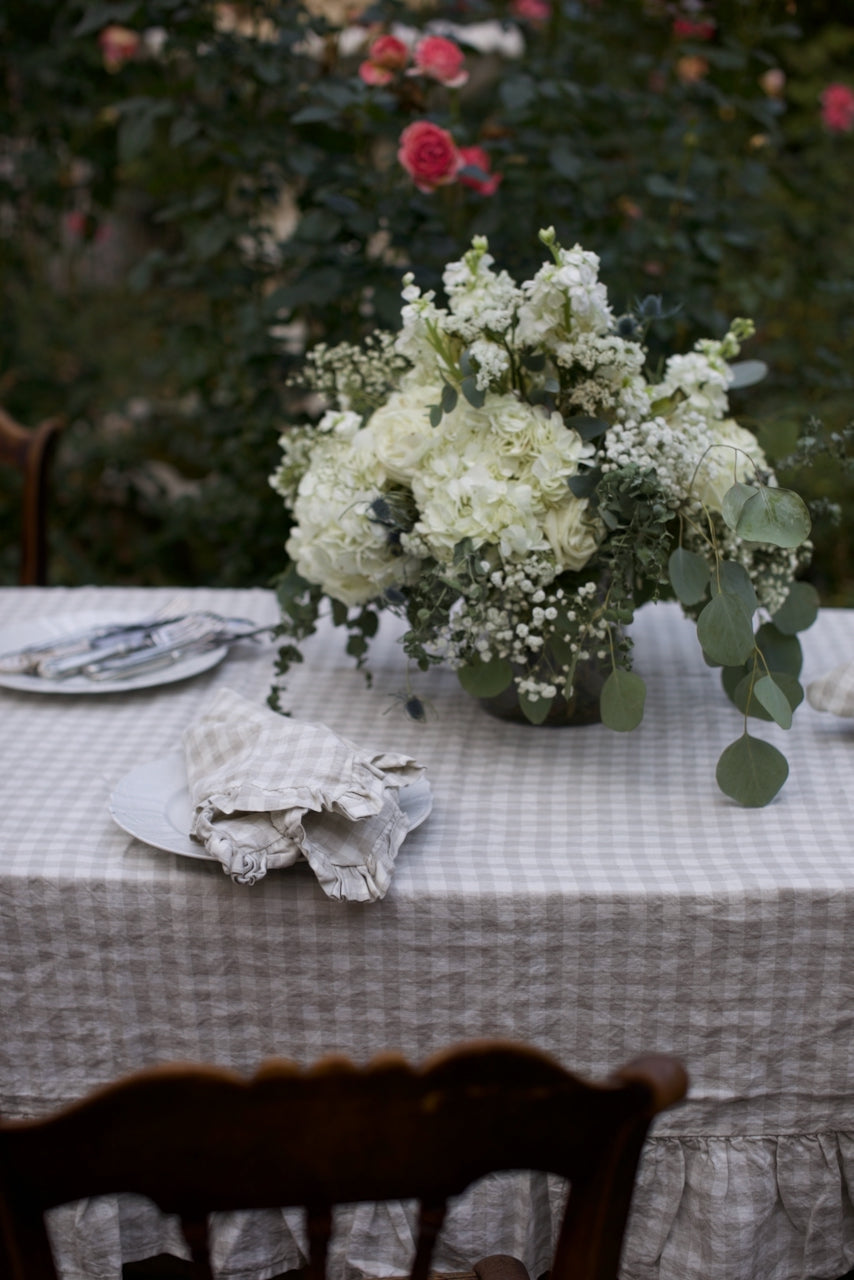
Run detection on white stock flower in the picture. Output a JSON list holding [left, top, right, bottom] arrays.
[[516, 245, 612, 349]]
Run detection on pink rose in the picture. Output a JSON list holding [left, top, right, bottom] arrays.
[[821, 83, 854, 133], [98, 25, 140, 72], [510, 0, 551, 24], [398, 121, 462, 193], [672, 17, 715, 40], [458, 146, 502, 196], [358, 34, 409, 86], [410, 36, 468, 89]]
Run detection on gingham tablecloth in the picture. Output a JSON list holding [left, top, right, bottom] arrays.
[[1, 586, 853, 1280]]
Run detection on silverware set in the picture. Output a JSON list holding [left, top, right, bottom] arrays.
[[0, 612, 274, 681]]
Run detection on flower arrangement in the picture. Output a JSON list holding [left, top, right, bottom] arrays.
[[270, 229, 817, 808]]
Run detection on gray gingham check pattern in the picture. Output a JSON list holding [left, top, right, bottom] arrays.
[[1, 587, 853, 1280]]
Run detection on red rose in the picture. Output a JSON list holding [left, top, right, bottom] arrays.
[[410, 36, 468, 88], [821, 83, 854, 133], [672, 17, 715, 40], [359, 34, 409, 86], [458, 145, 502, 196], [98, 24, 140, 72], [398, 121, 462, 193]]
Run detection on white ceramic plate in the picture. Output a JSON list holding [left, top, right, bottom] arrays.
[[109, 750, 433, 861], [0, 613, 228, 694]]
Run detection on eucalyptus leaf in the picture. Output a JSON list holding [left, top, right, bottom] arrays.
[[568, 468, 601, 499], [728, 359, 769, 389], [716, 734, 789, 807], [771, 581, 820, 635], [755, 623, 802, 677], [668, 547, 709, 605], [600, 669, 646, 732], [734, 487, 812, 548], [727, 670, 804, 719], [697, 592, 755, 666], [721, 482, 756, 532], [441, 383, 458, 414], [712, 560, 758, 614], [457, 657, 514, 698], [519, 691, 553, 725], [565, 414, 610, 441], [754, 675, 793, 729], [461, 376, 486, 409]]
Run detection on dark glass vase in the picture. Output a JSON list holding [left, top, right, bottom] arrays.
[[477, 650, 608, 727]]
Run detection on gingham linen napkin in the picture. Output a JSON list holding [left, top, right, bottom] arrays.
[[183, 688, 424, 898], [807, 661, 854, 718]]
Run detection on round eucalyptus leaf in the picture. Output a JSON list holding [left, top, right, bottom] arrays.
[[729, 670, 804, 719], [721, 662, 750, 707], [734, 487, 812, 548], [728, 359, 768, 389], [697, 592, 755, 666], [716, 735, 789, 807], [721, 482, 756, 532], [771, 581, 820, 636], [713, 560, 758, 614], [755, 623, 803, 677], [519, 691, 553, 725], [668, 547, 709, 605], [457, 657, 514, 698], [600, 669, 646, 732], [754, 675, 793, 729]]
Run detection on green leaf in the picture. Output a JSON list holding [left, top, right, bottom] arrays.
[[712, 560, 758, 614], [728, 360, 768, 389], [441, 382, 458, 414], [565, 414, 610, 441], [429, 404, 442, 428], [697, 592, 755, 666], [721, 482, 756, 532], [716, 734, 789, 807], [519, 691, 553, 725], [460, 376, 486, 408], [734, 487, 812, 548], [568, 467, 601, 499], [600, 669, 646, 732], [457, 657, 514, 698], [771, 581, 820, 635], [668, 547, 709, 605], [754, 675, 793, 729], [725, 669, 804, 720], [755, 623, 802, 677]]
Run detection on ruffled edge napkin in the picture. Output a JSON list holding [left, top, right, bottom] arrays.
[[807, 661, 854, 719], [183, 688, 425, 900]]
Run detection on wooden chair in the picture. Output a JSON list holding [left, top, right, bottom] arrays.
[[0, 1042, 688, 1280], [0, 405, 64, 585]]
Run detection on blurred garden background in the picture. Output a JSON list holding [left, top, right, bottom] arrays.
[[1, 0, 852, 598]]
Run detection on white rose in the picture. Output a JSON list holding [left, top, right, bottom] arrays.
[[542, 496, 602, 571], [366, 387, 439, 484], [693, 418, 770, 513]]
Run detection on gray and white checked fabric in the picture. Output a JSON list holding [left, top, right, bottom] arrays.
[[1, 586, 853, 1280], [184, 687, 423, 896]]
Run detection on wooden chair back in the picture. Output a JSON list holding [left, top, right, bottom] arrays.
[[0, 405, 64, 585], [0, 1042, 687, 1280]]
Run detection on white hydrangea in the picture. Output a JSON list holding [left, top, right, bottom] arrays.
[[406, 393, 596, 566], [285, 434, 420, 607]]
